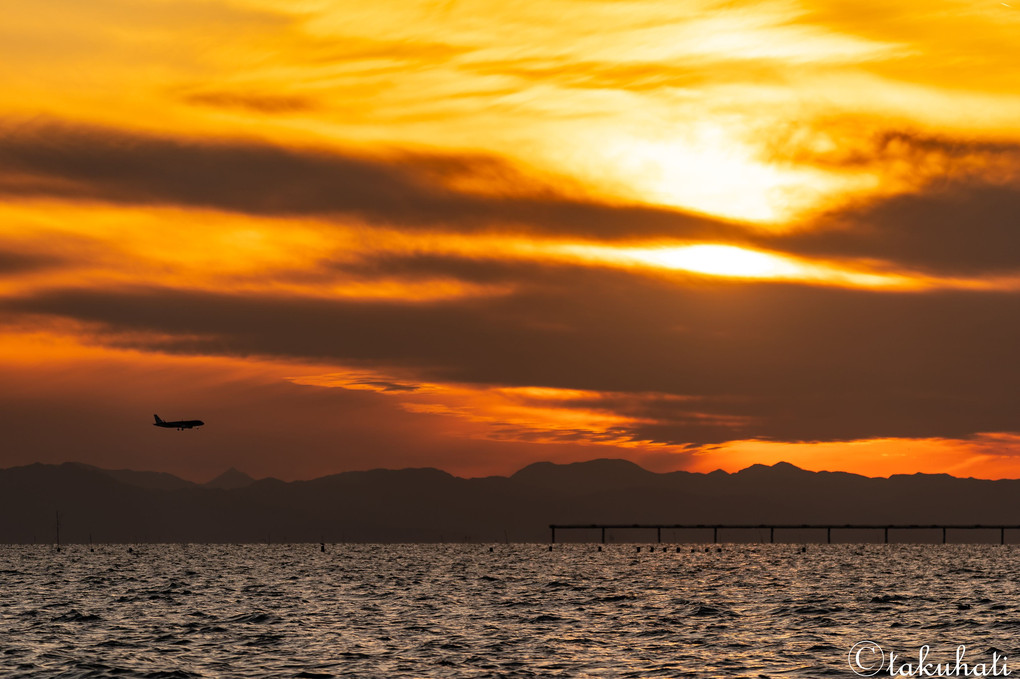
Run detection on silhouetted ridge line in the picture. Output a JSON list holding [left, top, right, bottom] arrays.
[[2, 459, 1019, 543], [203, 467, 256, 490]]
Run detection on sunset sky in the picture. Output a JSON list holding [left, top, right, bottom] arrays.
[[3, 0, 1020, 481]]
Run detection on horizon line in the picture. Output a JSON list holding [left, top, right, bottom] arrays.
[[6, 457, 1018, 485]]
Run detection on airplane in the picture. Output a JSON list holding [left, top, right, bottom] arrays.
[[153, 414, 204, 430]]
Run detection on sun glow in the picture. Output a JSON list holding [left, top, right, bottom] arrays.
[[593, 122, 875, 223], [632, 244, 794, 277], [552, 242, 923, 288]]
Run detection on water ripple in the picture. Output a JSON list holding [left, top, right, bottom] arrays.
[[1, 544, 1017, 677]]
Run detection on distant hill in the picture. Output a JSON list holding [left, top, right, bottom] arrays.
[[203, 467, 256, 490], [66, 462, 196, 491], [3, 459, 1020, 543]]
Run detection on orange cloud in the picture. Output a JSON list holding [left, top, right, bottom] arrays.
[[3, 0, 1020, 481]]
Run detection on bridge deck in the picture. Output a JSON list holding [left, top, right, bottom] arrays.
[[548, 523, 1020, 544]]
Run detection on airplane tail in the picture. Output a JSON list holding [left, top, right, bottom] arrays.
[[154, 414, 164, 424]]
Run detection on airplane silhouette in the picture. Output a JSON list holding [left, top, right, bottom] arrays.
[[153, 414, 204, 430]]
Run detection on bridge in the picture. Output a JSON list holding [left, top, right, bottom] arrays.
[[548, 523, 1020, 544]]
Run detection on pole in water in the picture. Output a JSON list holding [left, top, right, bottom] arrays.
[[55, 510, 60, 552], [320, 542, 325, 552]]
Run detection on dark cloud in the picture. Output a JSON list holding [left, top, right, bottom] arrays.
[[742, 125, 1020, 273], [0, 249, 60, 275], [5, 119, 1020, 279], [508, 390, 757, 445], [346, 379, 420, 393], [300, 35, 473, 65], [0, 120, 738, 241], [6, 119, 1020, 277], [465, 57, 789, 92], [748, 127, 1020, 275], [765, 127, 1020, 172], [4, 268, 1019, 445], [328, 252, 585, 287], [760, 182, 1020, 275], [182, 91, 317, 114]]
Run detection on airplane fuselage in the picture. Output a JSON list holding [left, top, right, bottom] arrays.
[[154, 414, 204, 430]]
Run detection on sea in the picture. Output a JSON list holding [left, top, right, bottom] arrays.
[[1, 543, 1017, 678]]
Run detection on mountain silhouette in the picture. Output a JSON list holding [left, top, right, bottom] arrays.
[[511, 458, 657, 491], [3, 459, 1020, 543], [203, 467, 256, 490], [66, 462, 197, 491]]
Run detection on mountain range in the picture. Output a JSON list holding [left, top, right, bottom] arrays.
[[3, 459, 1020, 543]]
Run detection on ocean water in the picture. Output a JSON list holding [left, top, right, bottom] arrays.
[[1, 543, 1018, 678]]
